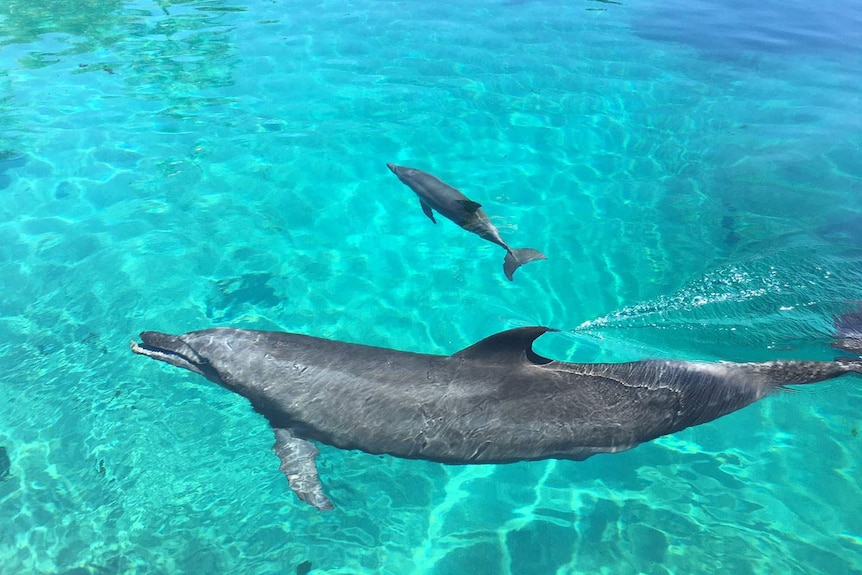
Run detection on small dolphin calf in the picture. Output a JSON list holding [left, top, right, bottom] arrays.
[[386, 163, 546, 280], [131, 325, 861, 510]]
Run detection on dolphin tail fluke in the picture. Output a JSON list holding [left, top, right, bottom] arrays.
[[503, 248, 546, 281], [833, 308, 862, 354]]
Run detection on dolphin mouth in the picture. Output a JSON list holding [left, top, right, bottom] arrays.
[[386, 162, 398, 174], [130, 332, 205, 375]]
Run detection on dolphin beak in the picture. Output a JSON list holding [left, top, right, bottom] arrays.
[[130, 332, 206, 375], [386, 162, 398, 174]]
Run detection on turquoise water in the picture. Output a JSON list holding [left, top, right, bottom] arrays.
[[1, 0, 862, 572]]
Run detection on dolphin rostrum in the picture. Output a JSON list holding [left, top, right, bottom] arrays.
[[386, 163, 546, 280], [130, 325, 862, 510]]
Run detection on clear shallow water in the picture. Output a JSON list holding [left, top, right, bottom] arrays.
[[1, 0, 861, 573]]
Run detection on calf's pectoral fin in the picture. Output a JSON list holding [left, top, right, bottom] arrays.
[[419, 199, 437, 223], [272, 427, 334, 511]]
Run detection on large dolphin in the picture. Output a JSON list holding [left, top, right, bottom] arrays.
[[131, 325, 862, 510], [386, 163, 546, 280]]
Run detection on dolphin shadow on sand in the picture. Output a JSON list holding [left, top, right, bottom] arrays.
[[132, 317, 862, 510], [386, 163, 545, 280]]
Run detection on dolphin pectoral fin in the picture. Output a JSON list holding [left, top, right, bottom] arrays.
[[503, 248, 547, 281], [272, 428, 334, 511], [457, 199, 482, 213], [420, 199, 437, 223]]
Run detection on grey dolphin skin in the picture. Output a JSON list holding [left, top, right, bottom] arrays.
[[834, 309, 862, 354], [131, 326, 862, 510], [386, 163, 546, 280]]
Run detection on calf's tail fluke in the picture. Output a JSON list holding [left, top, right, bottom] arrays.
[[503, 248, 546, 281]]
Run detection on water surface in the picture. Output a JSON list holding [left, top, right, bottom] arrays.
[[1, 0, 861, 573]]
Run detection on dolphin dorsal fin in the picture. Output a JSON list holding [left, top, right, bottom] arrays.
[[457, 199, 482, 213], [452, 326, 556, 365]]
